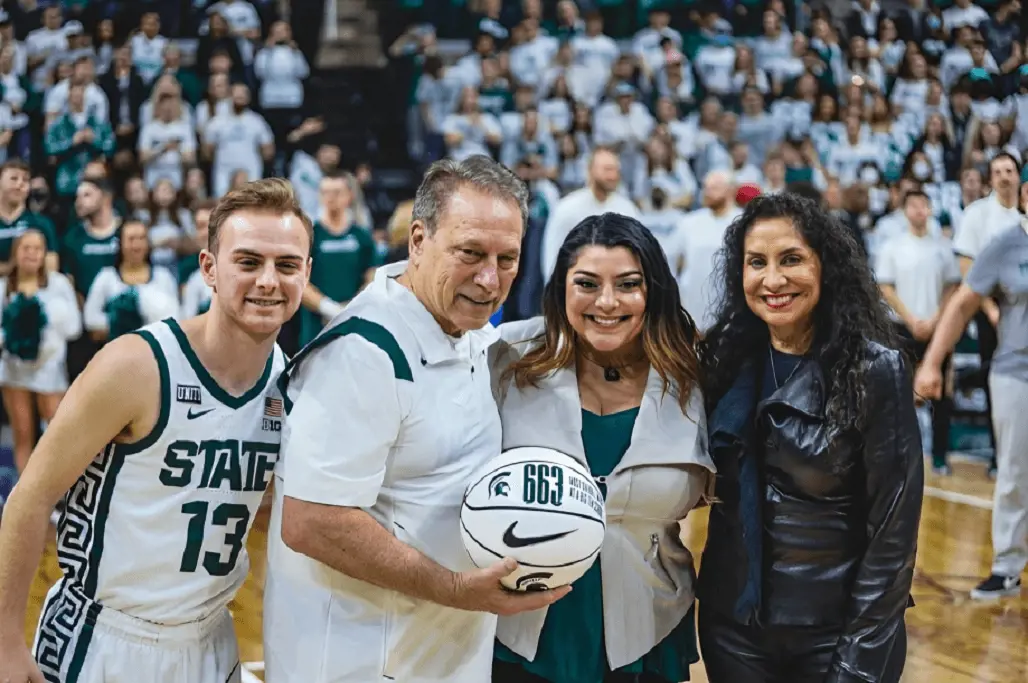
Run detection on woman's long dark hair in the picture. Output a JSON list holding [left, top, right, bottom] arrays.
[[701, 193, 899, 433], [507, 212, 703, 415]]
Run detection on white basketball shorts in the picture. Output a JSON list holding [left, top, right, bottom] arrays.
[[33, 583, 240, 683]]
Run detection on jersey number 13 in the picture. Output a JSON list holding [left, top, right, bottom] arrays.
[[178, 501, 251, 576]]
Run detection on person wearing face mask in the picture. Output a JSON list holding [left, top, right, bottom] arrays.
[[0, 160, 59, 276], [869, 178, 944, 263], [488, 213, 713, 683], [859, 162, 889, 215], [910, 154, 935, 184]]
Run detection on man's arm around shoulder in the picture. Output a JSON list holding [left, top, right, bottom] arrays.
[[277, 335, 569, 617], [0, 333, 160, 681]]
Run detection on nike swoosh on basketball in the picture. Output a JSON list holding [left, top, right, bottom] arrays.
[[502, 522, 574, 548], [187, 407, 214, 420]]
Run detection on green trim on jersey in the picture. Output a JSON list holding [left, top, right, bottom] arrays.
[[80, 328, 171, 598], [165, 317, 273, 409], [65, 602, 101, 683], [118, 328, 173, 455], [278, 317, 413, 414]]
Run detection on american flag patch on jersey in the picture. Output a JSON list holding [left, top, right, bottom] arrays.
[[265, 397, 283, 417]]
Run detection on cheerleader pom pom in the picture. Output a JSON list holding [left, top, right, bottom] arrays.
[[104, 288, 144, 340], [138, 285, 179, 323], [1, 294, 48, 362]]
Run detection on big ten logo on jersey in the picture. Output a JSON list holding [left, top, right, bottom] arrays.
[[160, 439, 278, 493], [262, 396, 282, 432]]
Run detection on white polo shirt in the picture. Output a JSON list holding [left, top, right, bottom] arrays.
[[264, 261, 502, 683], [875, 229, 961, 322], [952, 193, 1020, 261]]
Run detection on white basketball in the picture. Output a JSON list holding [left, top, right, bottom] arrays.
[[460, 447, 606, 592]]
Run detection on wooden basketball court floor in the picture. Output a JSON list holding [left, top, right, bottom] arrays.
[[24, 456, 1028, 683]]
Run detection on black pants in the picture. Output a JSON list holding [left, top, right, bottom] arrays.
[[894, 322, 952, 466], [698, 608, 907, 683], [973, 309, 999, 466], [492, 661, 667, 683]]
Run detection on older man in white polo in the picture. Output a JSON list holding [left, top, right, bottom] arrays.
[[262, 155, 570, 683]]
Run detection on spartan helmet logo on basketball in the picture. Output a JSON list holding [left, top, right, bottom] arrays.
[[488, 471, 511, 498], [515, 572, 555, 592]]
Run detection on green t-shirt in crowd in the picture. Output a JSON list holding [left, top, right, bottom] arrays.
[[298, 222, 380, 346], [0, 210, 59, 262], [61, 220, 121, 297], [494, 407, 699, 683]]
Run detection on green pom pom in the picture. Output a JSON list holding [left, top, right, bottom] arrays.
[[1, 294, 48, 361], [197, 298, 211, 315], [104, 288, 144, 340]]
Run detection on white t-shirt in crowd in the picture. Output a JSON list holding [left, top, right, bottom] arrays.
[[254, 46, 310, 109], [138, 119, 196, 189], [952, 193, 1021, 260], [205, 0, 261, 63], [44, 80, 109, 122], [130, 33, 169, 85], [875, 229, 961, 322], [541, 186, 641, 282], [676, 205, 743, 332], [204, 109, 274, 196], [639, 207, 688, 277]]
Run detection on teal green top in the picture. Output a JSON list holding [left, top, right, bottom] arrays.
[[494, 407, 698, 683], [298, 222, 379, 347]]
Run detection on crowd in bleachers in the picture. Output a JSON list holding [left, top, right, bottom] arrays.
[[392, 0, 1028, 241], [0, 0, 390, 482], [384, 0, 1028, 481]]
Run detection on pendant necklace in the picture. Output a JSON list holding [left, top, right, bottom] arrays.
[[769, 344, 801, 389], [581, 351, 642, 382]]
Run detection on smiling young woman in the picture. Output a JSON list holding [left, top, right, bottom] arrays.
[[489, 212, 713, 683], [697, 193, 923, 683]]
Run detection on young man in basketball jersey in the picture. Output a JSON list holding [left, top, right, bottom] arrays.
[[0, 178, 312, 683]]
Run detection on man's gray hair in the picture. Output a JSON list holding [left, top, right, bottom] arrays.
[[411, 155, 529, 234]]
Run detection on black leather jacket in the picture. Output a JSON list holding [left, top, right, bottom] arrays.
[[698, 342, 923, 683]]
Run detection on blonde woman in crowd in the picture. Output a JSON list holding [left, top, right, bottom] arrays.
[[83, 219, 178, 342], [0, 229, 80, 473]]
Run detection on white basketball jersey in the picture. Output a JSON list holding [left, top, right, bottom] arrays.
[[54, 318, 286, 625]]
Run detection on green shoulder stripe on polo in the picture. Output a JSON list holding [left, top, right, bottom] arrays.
[[278, 317, 413, 414]]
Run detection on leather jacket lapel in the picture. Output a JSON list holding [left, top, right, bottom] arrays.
[[757, 359, 825, 419]]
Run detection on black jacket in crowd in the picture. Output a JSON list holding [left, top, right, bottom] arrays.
[[697, 341, 924, 682]]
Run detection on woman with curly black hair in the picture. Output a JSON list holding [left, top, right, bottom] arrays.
[[696, 192, 923, 683]]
